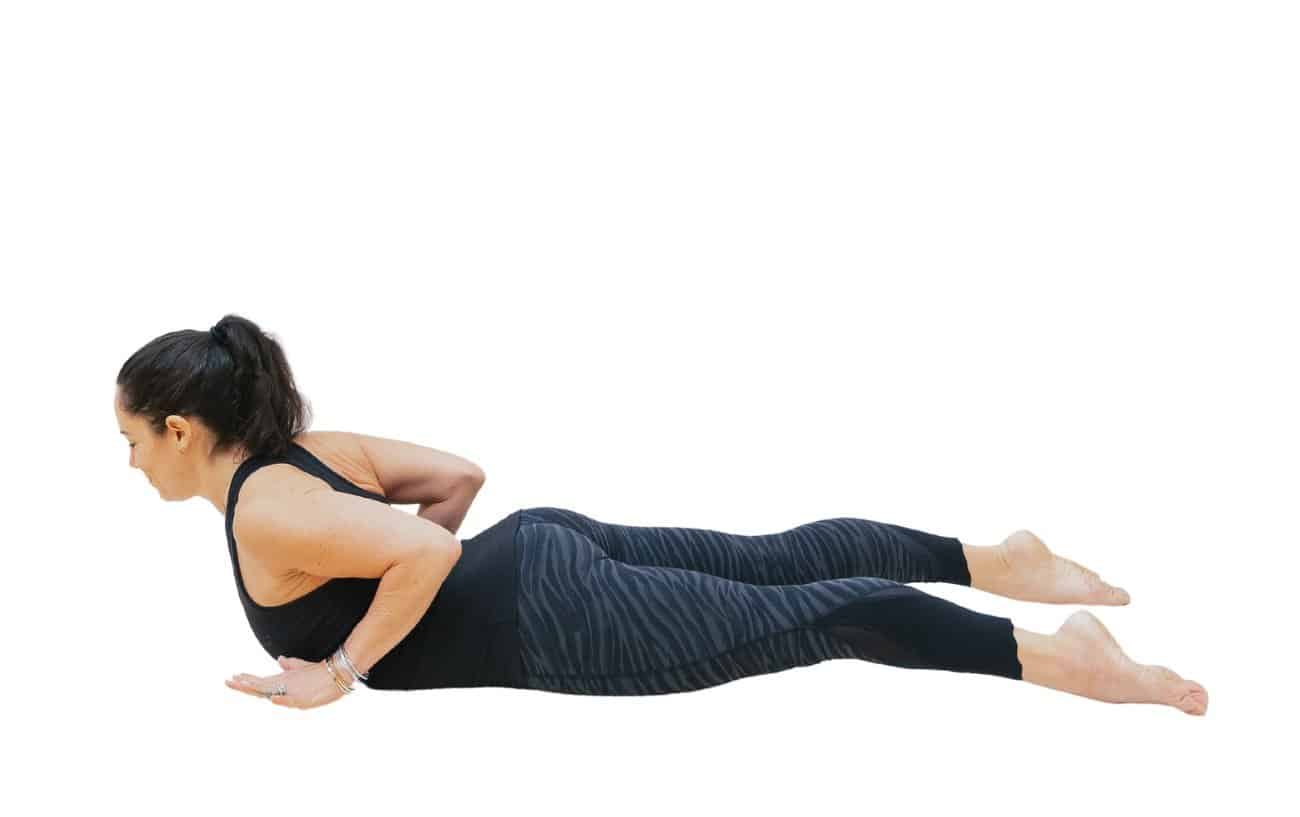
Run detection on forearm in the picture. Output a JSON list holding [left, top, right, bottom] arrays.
[[415, 477, 483, 536], [341, 548, 460, 678]]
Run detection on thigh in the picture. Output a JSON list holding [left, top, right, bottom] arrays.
[[517, 505, 970, 585], [516, 517, 905, 695]]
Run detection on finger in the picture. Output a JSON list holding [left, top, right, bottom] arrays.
[[225, 678, 267, 698], [277, 655, 314, 670], [227, 673, 282, 697], [231, 672, 266, 684], [228, 675, 258, 694], [234, 671, 288, 688]]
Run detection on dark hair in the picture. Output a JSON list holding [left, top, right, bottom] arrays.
[[115, 313, 313, 462]]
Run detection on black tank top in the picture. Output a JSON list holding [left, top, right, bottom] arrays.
[[223, 442, 525, 690]]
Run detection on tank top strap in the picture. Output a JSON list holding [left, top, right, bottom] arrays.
[[281, 442, 391, 503], [225, 441, 389, 526]]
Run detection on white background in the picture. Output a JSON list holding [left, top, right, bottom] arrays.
[[3, 1, 1293, 814]]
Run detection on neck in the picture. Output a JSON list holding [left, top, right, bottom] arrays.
[[207, 449, 253, 517]]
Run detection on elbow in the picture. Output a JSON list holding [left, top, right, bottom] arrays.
[[416, 530, 462, 564], [436, 535, 462, 563], [387, 542, 458, 582]]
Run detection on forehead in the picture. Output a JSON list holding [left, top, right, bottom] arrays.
[[114, 397, 137, 432]]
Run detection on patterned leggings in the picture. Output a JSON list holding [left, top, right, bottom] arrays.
[[516, 506, 1022, 695]]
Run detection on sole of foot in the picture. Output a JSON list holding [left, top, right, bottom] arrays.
[[1054, 610, 1208, 716], [993, 529, 1132, 606]]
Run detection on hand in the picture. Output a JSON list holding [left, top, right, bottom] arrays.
[[225, 655, 350, 709]]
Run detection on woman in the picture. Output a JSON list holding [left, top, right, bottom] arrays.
[[115, 314, 1208, 715]]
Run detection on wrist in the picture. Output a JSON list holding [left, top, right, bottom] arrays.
[[339, 637, 374, 678], [324, 653, 358, 693], [333, 645, 368, 686]]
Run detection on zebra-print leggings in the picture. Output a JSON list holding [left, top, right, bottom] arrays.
[[515, 506, 1022, 695]]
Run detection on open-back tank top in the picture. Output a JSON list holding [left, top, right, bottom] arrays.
[[223, 442, 525, 690]]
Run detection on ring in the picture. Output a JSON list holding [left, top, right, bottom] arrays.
[[263, 682, 288, 698]]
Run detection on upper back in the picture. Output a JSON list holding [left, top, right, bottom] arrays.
[[288, 431, 387, 498], [287, 430, 483, 506]]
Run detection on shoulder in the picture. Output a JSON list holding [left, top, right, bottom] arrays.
[[229, 430, 378, 539], [233, 470, 458, 579], [230, 462, 317, 547], [291, 430, 386, 496]]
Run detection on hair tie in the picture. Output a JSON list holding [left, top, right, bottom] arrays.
[[210, 324, 228, 348]]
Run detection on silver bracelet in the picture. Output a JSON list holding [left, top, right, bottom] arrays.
[[336, 644, 368, 681], [324, 655, 350, 693], [324, 654, 354, 694], [329, 649, 358, 688]]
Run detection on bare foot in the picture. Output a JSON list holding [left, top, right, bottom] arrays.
[[975, 529, 1132, 606], [1044, 610, 1209, 715]]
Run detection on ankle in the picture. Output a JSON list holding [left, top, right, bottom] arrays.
[[962, 541, 1010, 591], [1014, 627, 1068, 689]]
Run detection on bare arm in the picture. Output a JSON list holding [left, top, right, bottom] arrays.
[[415, 475, 485, 536], [341, 547, 460, 677], [236, 484, 463, 681], [353, 432, 486, 507]]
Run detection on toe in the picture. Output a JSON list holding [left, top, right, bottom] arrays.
[[1176, 685, 1207, 715]]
